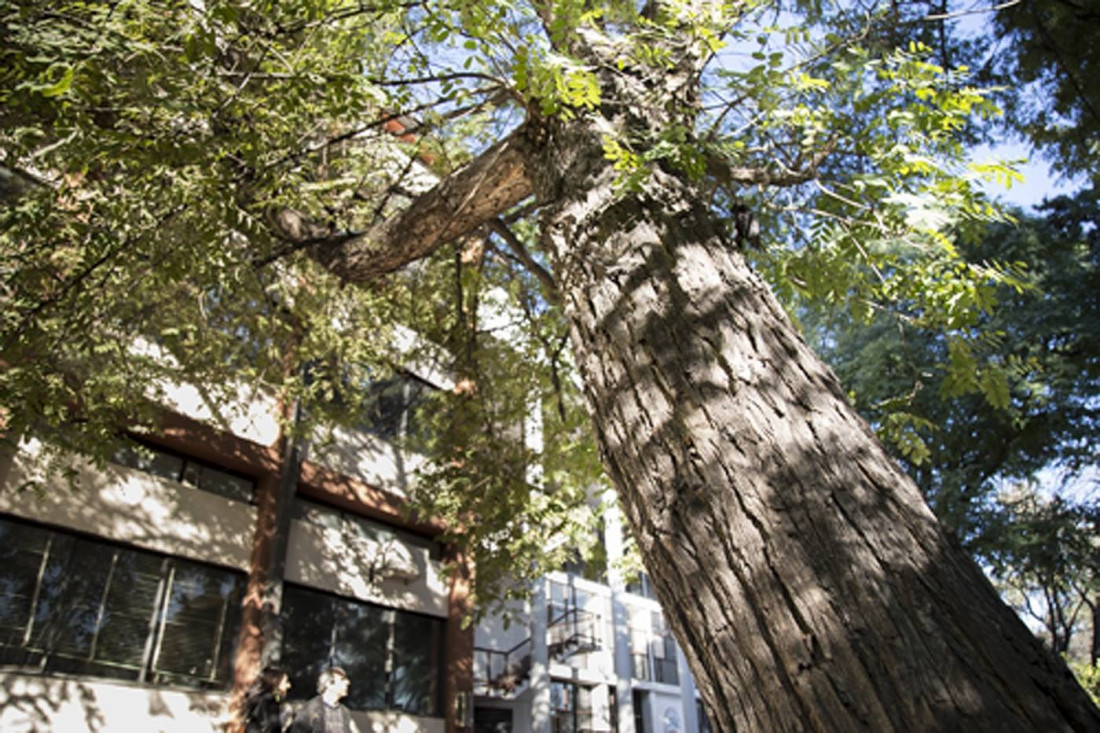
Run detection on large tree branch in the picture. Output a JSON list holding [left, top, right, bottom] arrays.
[[289, 126, 536, 284]]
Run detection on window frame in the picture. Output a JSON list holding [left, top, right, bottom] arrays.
[[0, 514, 245, 690], [112, 439, 256, 504], [551, 680, 594, 733], [279, 582, 446, 717]]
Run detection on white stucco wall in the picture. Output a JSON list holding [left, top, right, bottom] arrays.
[[285, 516, 448, 618], [0, 673, 232, 733], [0, 447, 256, 570]]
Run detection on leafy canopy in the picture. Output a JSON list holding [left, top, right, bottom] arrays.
[[1, 0, 1033, 605]]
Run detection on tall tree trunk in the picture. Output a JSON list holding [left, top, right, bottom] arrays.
[[308, 20, 1100, 732], [529, 115, 1100, 731]]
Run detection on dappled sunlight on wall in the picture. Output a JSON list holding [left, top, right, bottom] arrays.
[[285, 518, 447, 617], [0, 673, 230, 733], [475, 596, 531, 653], [130, 337, 282, 447], [311, 424, 426, 499], [157, 379, 281, 448], [356, 707, 445, 733], [0, 446, 255, 570]]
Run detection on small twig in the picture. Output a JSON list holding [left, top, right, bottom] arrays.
[[488, 218, 559, 304]]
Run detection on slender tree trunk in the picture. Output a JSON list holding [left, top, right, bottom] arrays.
[[529, 114, 1100, 731], [1091, 597, 1099, 667]]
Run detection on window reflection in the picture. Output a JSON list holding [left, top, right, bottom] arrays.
[[357, 373, 432, 446], [113, 441, 255, 504], [0, 516, 244, 689], [280, 584, 444, 716]]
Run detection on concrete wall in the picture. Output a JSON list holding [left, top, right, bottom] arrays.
[[0, 673, 232, 733], [474, 597, 532, 654], [0, 673, 448, 733], [639, 691, 685, 733], [310, 424, 425, 498], [356, 708, 447, 733], [0, 445, 255, 570], [285, 514, 448, 618]]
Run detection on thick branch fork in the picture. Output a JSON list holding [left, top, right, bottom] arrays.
[[302, 128, 536, 283]]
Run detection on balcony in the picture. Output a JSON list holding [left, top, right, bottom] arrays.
[[548, 608, 600, 661], [474, 638, 532, 697]]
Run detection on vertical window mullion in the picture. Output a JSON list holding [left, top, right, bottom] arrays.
[[399, 380, 411, 440], [206, 582, 231, 683], [385, 608, 397, 708], [148, 561, 176, 682], [22, 534, 53, 649], [87, 550, 120, 662], [138, 557, 171, 684]]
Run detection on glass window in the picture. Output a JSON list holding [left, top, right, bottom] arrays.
[[280, 584, 444, 717], [151, 561, 243, 686], [113, 441, 254, 504], [627, 611, 677, 684], [696, 699, 713, 733], [114, 442, 184, 483], [358, 373, 432, 445], [651, 613, 679, 685], [551, 681, 593, 733], [392, 609, 443, 713], [0, 515, 244, 689], [625, 571, 659, 601], [183, 463, 255, 504], [551, 681, 576, 733], [0, 522, 48, 646]]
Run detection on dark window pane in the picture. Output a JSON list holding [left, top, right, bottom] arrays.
[[29, 534, 115, 660], [188, 464, 254, 503], [360, 377, 410, 440], [392, 611, 443, 715], [359, 374, 431, 444], [152, 560, 244, 687], [281, 585, 339, 703], [113, 443, 184, 482], [0, 520, 49, 646], [280, 585, 445, 715], [334, 602, 388, 711], [114, 442, 254, 504], [93, 552, 163, 670], [0, 516, 243, 689]]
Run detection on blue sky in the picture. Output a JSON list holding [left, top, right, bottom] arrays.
[[973, 140, 1079, 211]]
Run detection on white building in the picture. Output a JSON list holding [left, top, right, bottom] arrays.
[[471, 502, 711, 733]]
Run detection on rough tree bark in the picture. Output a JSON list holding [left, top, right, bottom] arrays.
[[528, 117, 1099, 732], [309, 20, 1100, 733]]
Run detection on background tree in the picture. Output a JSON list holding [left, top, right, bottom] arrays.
[[985, 0, 1100, 183], [4, 1, 1100, 730], [975, 489, 1099, 661], [796, 191, 1099, 540]]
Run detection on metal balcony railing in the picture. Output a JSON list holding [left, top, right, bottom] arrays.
[[474, 637, 532, 695], [548, 608, 600, 660]]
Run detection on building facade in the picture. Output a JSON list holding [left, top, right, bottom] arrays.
[[471, 505, 711, 733], [0, 369, 469, 733], [0, 347, 713, 733]]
